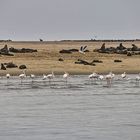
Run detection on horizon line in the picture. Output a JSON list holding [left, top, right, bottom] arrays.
[[0, 38, 140, 42]]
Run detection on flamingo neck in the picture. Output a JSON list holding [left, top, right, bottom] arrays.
[[23, 70, 26, 76]]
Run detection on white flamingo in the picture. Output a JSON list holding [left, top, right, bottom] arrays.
[[136, 73, 140, 81], [63, 72, 69, 82], [30, 74, 35, 82], [110, 72, 115, 79], [46, 71, 55, 82], [99, 75, 104, 80], [42, 74, 47, 80], [88, 73, 93, 79], [88, 72, 99, 79], [88, 72, 99, 82], [19, 70, 26, 83], [121, 72, 126, 79], [6, 73, 10, 79], [6, 73, 10, 83], [105, 72, 115, 87]]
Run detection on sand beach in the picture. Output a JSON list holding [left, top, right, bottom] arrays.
[[0, 40, 140, 76]]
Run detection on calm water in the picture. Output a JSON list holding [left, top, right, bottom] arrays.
[[0, 75, 140, 140]]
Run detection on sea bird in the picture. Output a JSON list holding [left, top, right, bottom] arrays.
[[136, 73, 140, 81], [98, 75, 104, 80], [63, 72, 69, 83], [79, 46, 87, 54], [105, 72, 115, 87], [88, 72, 99, 82], [19, 70, 26, 83], [6, 73, 11, 83], [88, 72, 99, 79], [121, 72, 126, 79], [6, 73, 10, 79], [42, 74, 47, 80], [46, 71, 55, 82], [30, 74, 35, 82]]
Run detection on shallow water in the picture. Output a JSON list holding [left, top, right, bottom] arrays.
[[0, 75, 140, 140]]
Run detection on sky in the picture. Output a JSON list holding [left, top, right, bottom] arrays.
[[0, 0, 140, 41]]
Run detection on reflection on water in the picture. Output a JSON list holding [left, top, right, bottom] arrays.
[[0, 75, 140, 140]]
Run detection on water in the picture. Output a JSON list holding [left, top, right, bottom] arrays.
[[0, 75, 140, 140]]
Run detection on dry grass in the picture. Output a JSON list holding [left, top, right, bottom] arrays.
[[0, 41, 140, 76]]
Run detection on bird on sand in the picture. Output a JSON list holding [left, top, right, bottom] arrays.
[[79, 46, 87, 54]]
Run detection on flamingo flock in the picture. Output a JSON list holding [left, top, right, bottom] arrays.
[[2, 71, 140, 87], [88, 71, 140, 87]]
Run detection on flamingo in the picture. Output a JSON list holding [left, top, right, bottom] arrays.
[[6, 73, 10, 79], [19, 70, 26, 83], [63, 72, 69, 83], [30, 74, 35, 82], [136, 73, 140, 81], [88, 72, 99, 83], [110, 72, 115, 79], [89, 72, 99, 79], [121, 72, 126, 79], [42, 74, 47, 80], [105, 72, 115, 87], [46, 71, 55, 82], [6, 73, 10, 84], [99, 75, 104, 80], [89, 73, 93, 79]]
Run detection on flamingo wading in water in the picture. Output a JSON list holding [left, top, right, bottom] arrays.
[[121, 72, 126, 79], [105, 72, 115, 87], [6, 73, 11, 83], [46, 72, 55, 83], [88, 72, 99, 83], [30, 74, 35, 82], [42, 74, 47, 80], [89, 72, 99, 79], [19, 70, 26, 83], [6, 73, 10, 79], [136, 73, 140, 82], [63, 72, 69, 83]]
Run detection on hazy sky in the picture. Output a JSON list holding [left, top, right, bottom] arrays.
[[0, 0, 140, 40]]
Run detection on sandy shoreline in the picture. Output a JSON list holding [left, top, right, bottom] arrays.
[[0, 41, 140, 76]]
